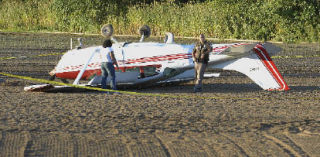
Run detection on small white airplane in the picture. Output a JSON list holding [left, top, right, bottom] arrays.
[[25, 24, 289, 92]]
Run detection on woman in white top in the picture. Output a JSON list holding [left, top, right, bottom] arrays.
[[100, 39, 119, 90]]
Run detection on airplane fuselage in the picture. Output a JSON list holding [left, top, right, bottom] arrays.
[[52, 42, 289, 91], [54, 42, 235, 84]]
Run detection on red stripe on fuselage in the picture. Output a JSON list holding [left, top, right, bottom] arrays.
[[124, 44, 244, 64], [56, 65, 162, 80], [58, 43, 240, 73], [126, 53, 192, 64], [56, 69, 101, 80], [55, 43, 253, 80]]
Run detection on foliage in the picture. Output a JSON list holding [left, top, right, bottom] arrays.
[[0, 0, 319, 42], [0, 0, 56, 32]]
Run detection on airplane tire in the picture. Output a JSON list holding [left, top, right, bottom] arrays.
[[48, 74, 56, 81], [60, 78, 69, 84], [101, 24, 114, 37], [139, 25, 151, 38]]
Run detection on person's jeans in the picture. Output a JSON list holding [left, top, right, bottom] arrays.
[[101, 62, 116, 90]]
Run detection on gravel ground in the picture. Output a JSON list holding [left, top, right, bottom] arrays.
[[0, 32, 319, 157]]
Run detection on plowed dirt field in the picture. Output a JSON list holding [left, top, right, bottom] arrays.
[[1, 32, 319, 157]]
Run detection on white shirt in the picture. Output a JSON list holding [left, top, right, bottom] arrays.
[[100, 47, 113, 63]]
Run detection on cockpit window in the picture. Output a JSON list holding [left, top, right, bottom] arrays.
[[143, 66, 159, 77]]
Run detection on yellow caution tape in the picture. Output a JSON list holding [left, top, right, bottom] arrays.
[[271, 54, 320, 59], [0, 52, 65, 60], [0, 72, 259, 100], [0, 57, 17, 60], [1, 50, 319, 100], [35, 52, 66, 57], [1, 72, 319, 100]]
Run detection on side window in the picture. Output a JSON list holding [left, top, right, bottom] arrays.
[[117, 65, 160, 79], [124, 67, 140, 72], [139, 66, 160, 79], [143, 66, 158, 77]]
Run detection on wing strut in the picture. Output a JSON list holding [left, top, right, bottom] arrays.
[[73, 48, 100, 85]]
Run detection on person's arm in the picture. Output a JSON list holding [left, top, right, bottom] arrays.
[[203, 42, 212, 56], [192, 44, 197, 62], [98, 50, 102, 61], [110, 51, 119, 69], [208, 42, 213, 52]]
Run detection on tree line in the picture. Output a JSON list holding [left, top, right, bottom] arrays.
[[0, 0, 319, 42]]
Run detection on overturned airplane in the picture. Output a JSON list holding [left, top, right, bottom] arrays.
[[25, 24, 289, 92]]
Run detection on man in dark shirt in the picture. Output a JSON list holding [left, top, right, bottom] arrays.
[[192, 34, 212, 93]]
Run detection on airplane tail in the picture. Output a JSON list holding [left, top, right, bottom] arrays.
[[212, 43, 290, 91]]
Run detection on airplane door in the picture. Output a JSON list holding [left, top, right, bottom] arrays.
[[112, 43, 140, 83]]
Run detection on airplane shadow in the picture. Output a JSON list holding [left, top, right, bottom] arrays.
[[286, 86, 320, 91], [46, 83, 319, 94], [135, 84, 320, 94], [136, 83, 262, 94]]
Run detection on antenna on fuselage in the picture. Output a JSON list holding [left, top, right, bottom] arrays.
[[139, 25, 151, 42]]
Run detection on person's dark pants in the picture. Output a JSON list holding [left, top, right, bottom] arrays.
[[101, 62, 116, 90]]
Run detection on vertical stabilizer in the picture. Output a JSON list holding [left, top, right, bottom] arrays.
[[212, 43, 289, 91]]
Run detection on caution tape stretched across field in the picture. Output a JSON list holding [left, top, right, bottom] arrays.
[[2, 72, 320, 101], [1, 49, 319, 100], [0, 72, 260, 100], [0, 52, 66, 60], [271, 54, 320, 59]]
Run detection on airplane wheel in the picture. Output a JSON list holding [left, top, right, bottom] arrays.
[[101, 24, 114, 37], [48, 74, 56, 81], [139, 25, 151, 38], [60, 78, 69, 84]]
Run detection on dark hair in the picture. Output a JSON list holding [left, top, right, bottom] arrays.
[[102, 39, 112, 48]]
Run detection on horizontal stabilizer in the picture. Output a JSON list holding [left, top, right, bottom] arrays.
[[222, 43, 257, 57]]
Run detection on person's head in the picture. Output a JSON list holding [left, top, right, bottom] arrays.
[[199, 34, 205, 44], [102, 39, 112, 48]]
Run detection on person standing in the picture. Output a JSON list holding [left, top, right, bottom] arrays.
[[100, 39, 119, 91], [192, 34, 212, 93]]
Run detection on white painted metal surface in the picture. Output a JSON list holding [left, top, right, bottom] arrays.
[[51, 40, 289, 91]]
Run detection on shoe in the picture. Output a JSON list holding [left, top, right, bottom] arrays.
[[102, 91, 112, 94], [113, 92, 122, 95], [193, 87, 202, 93]]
